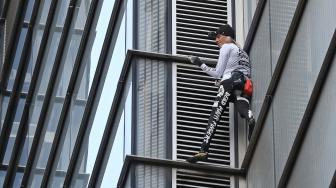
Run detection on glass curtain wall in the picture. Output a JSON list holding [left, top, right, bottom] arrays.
[[133, 0, 171, 187], [72, 0, 133, 187], [247, 0, 336, 187], [29, 0, 92, 187]]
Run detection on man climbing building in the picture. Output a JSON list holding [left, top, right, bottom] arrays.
[[186, 24, 255, 163]]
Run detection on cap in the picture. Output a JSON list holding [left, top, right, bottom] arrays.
[[208, 24, 235, 40]]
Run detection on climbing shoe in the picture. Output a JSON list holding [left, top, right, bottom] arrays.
[[186, 152, 208, 163]]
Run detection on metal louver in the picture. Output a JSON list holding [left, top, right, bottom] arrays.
[[174, 0, 231, 187], [176, 0, 228, 59], [175, 64, 231, 188], [176, 65, 231, 165]]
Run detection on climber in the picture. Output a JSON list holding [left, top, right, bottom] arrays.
[[186, 24, 255, 163]]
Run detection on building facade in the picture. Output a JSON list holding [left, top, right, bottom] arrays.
[[245, 0, 336, 187], [1, 0, 336, 188]]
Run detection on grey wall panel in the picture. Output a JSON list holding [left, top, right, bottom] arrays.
[[269, 0, 298, 73], [286, 55, 336, 188], [249, 0, 271, 117], [272, 0, 336, 184], [247, 114, 275, 188]]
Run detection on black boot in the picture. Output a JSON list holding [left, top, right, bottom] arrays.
[[248, 118, 255, 141], [186, 151, 208, 163]]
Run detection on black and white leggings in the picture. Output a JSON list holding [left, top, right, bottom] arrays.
[[200, 72, 253, 152]]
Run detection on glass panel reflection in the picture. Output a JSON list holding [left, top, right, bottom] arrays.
[[101, 111, 125, 188], [29, 0, 90, 186], [71, 3, 126, 185], [26, 0, 69, 157], [85, 11, 126, 179], [3, 98, 26, 165], [0, 170, 5, 187], [1, 96, 9, 132], [7, 28, 28, 91], [53, 0, 115, 186], [24, 0, 35, 22]]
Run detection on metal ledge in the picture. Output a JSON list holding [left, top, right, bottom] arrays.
[[117, 155, 244, 188]]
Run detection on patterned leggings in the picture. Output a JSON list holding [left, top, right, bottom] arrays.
[[200, 72, 253, 152]]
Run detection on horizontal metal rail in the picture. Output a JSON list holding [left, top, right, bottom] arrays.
[[87, 49, 226, 188], [117, 155, 244, 188]]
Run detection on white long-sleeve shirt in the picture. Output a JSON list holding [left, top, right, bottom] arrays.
[[200, 43, 251, 81]]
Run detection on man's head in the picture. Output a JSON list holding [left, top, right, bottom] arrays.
[[208, 24, 235, 47]]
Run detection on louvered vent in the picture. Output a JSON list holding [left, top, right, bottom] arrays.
[[175, 65, 231, 187], [176, 64, 231, 165], [176, 0, 228, 59], [176, 170, 230, 188], [175, 0, 232, 187]]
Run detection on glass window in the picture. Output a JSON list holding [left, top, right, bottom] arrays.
[[0, 170, 5, 187], [13, 173, 24, 188], [7, 28, 28, 91], [24, 0, 35, 22], [3, 98, 25, 164], [124, 82, 132, 156], [1, 96, 9, 132], [39, 0, 52, 25], [100, 74, 132, 186], [101, 111, 125, 188], [57, 0, 70, 26], [53, 0, 117, 186], [83, 11, 126, 182], [27, 0, 89, 186]]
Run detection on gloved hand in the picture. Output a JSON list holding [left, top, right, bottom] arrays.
[[188, 56, 203, 66]]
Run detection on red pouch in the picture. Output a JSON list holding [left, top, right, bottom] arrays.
[[244, 79, 253, 96]]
